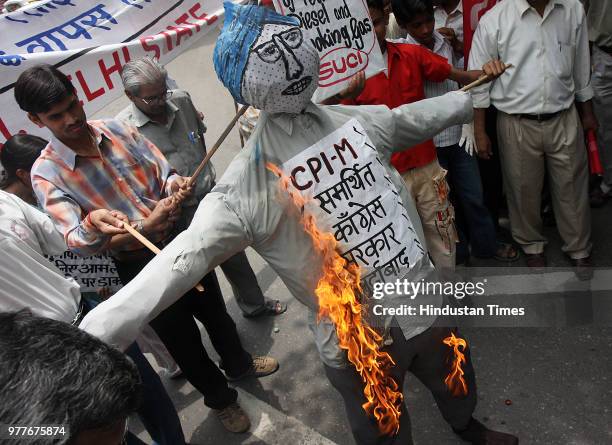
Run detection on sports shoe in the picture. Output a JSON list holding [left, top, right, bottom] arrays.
[[214, 402, 250, 433], [226, 356, 279, 381]]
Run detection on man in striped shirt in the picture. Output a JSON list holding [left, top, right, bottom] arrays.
[[17, 64, 278, 434]]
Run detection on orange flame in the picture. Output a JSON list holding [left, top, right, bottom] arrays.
[[443, 332, 468, 397], [267, 162, 403, 435]]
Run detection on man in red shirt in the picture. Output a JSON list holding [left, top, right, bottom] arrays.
[[325, 0, 504, 271]]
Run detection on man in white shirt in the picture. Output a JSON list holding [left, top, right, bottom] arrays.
[[0, 188, 187, 445], [469, 0, 598, 274]]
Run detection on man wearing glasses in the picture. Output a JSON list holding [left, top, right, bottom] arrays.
[[116, 57, 286, 319]]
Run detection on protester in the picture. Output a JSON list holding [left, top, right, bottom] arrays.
[[79, 4, 517, 444], [324, 0, 506, 272], [0, 311, 141, 445], [432, 0, 464, 59], [0, 134, 47, 203], [116, 56, 286, 318], [392, 0, 519, 264], [1, 133, 180, 381], [587, 0, 612, 207], [15, 64, 279, 433], [0, 186, 186, 445], [469, 0, 597, 275]]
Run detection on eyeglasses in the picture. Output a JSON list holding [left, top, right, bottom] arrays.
[[139, 90, 172, 105], [254, 27, 303, 63]]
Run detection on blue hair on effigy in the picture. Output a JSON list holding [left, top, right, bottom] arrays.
[[213, 2, 299, 104]]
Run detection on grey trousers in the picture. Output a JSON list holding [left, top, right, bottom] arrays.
[[497, 106, 591, 258], [324, 325, 477, 445], [592, 46, 612, 189], [220, 251, 267, 316]]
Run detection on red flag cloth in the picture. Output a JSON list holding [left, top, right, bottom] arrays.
[[462, 0, 498, 67], [586, 130, 604, 176]]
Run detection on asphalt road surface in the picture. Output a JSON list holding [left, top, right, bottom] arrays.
[[95, 32, 612, 445]]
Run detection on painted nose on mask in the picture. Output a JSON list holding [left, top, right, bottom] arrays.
[[273, 34, 304, 80]]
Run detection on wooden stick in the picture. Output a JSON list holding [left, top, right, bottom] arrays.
[[187, 104, 249, 188], [124, 223, 205, 292], [234, 101, 245, 148], [460, 64, 513, 92]]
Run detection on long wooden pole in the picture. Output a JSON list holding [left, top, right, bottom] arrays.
[[187, 104, 249, 188], [124, 214, 205, 292]]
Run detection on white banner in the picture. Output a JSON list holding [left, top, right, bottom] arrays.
[[48, 250, 122, 293], [0, 0, 224, 147], [273, 0, 385, 102]]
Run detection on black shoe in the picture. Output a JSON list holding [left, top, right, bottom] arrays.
[[453, 418, 519, 444], [572, 256, 593, 281]]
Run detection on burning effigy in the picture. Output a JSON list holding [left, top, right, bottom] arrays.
[[81, 3, 514, 443]]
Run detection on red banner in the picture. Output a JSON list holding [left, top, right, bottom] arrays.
[[462, 0, 498, 66]]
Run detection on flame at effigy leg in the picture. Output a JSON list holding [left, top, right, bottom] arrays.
[[443, 332, 468, 397]]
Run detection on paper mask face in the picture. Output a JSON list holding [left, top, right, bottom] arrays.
[[213, 2, 319, 114], [241, 23, 319, 113]]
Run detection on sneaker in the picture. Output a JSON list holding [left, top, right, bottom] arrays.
[[214, 402, 250, 433], [226, 356, 279, 381]]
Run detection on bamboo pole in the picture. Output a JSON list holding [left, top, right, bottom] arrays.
[[124, 223, 205, 292], [187, 104, 249, 188]]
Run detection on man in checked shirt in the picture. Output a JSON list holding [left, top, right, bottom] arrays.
[[15, 64, 278, 434]]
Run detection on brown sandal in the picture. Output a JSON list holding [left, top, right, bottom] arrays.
[[494, 243, 520, 262]]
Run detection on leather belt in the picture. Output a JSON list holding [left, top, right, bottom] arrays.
[[517, 109, 564, 122]]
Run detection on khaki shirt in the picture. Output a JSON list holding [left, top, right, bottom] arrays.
[[82, 92, 473, 366]]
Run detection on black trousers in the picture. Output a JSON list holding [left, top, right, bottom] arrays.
[[478, 106, 505, 230], [324, 325, 477, 445], [114, 253, 252, 410]]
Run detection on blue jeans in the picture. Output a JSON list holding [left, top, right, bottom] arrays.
[[436, 144, 497, 258], [82, 295, 186, 445]]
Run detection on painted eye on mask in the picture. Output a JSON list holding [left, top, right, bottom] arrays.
[[280, 27, 303, 49], [254, 27, 304, 64], [256, 41, 282, 63]]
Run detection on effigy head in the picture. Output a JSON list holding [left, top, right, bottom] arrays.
[[213, 2, 319, 114]]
